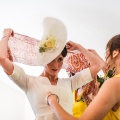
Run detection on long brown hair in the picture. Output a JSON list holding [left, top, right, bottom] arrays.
[[106, 34, 120, 57]]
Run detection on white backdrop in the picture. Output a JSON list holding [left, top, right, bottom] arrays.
[[0, 81, 25, 120], [0, 0, 120, 119]]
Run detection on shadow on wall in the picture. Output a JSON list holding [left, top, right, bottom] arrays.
[[0, 81, 25, 120]]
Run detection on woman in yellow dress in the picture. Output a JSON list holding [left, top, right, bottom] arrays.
[[64, 52, 100, 118], [46, 34, 120, 120], [72, 88, 87, 118], [72, 75, 99, 118], [71, 48, 120, 120]]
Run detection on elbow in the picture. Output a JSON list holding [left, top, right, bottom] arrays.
[[96, 60, 104, 72], [90, 60, 105, 77]]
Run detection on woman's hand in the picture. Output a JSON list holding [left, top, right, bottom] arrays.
[[0, 28, 13, 63], [45, 92, 59, 106], [3, 28, 14, 39], [66, 41, 79, 52], [0, 28, 14, 60]]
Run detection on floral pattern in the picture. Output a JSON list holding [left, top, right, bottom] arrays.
[[39, 36, 59, 53]]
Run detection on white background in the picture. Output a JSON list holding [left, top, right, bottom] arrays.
[[0, 0, 120, 120]]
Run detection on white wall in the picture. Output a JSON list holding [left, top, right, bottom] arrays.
[[0, 81, 25, 120]]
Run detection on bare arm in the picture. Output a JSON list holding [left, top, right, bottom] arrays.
[[0, 28, 14, 75], [46, 92, 78, 120], [66, 41, 104, 78], [88, 49, 107, 73], [47, 77, 120, 120], [79, 77, 119, 120]]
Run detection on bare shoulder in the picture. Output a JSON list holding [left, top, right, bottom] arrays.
[[104, 77, 120, 87], [103, 77, 120, 99]]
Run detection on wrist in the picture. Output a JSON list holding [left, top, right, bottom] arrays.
[[49, 98, 59, 107], [76, 44, 81, 50], [2, 35, 10, 39], [46, 93, 59, 106]]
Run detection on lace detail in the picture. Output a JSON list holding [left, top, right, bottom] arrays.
[[8, 33, 39, 66]]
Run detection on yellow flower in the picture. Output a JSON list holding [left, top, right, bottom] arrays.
[[39, 36, 56, 53], [44, 37, 56, 48]]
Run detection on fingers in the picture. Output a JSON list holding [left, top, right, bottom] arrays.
[[88, 49, 98, 56], [45, 92, 59, 106], [66, 41, 77, 51], [66, 41, 72, 49], [3, 28, 14, 37], [88, 49, 96, 52]]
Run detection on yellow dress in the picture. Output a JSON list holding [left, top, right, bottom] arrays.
[[103, 74, 120, 120], [73, 74, 120, 119], [72, 91, 87, 118]]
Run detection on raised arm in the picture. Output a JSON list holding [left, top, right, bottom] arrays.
[[88, 49, 107, 73], [66, 41, 104, 78], [0, 28, 14, 75]]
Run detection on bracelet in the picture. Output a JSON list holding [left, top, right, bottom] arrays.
[[46, 93, 59, 106]]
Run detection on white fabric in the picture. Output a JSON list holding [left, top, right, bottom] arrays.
[[8, 33, 39, 66], [9, 63, 92, 120], [37, 17, 67, 66], [8, 17, 67, 66]]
